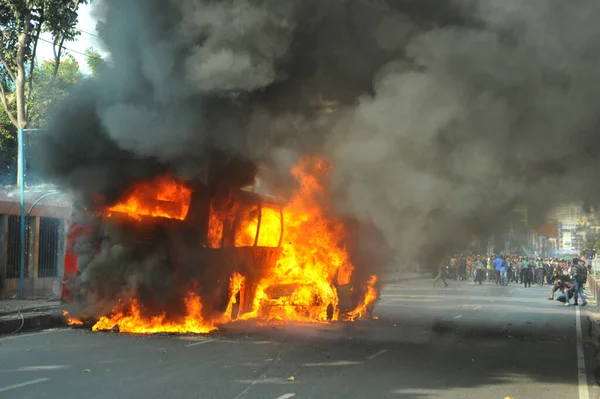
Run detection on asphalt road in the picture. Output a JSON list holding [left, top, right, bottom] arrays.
[[0, 278, 598, 399]]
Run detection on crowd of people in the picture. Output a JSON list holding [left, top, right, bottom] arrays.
[[432, 254, 592, 307]]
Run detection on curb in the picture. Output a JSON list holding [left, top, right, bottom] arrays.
[[0, 305, 60, 317], [0, 312, 66, 335]]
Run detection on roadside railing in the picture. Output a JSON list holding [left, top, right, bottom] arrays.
[[589, 275, 599, 308]]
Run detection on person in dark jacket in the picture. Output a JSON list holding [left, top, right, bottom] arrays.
[[570, 259, 588, 306], [433, 259, 449, 288], [458, 256, 467, 281], [522, 259, 533, 288]]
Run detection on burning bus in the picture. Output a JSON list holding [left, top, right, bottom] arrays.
[[62, 157, 380, 334]]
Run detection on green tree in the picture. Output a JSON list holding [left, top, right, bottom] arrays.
[[586, 230, 600, 250], [0, 107, 17, 180], [0, 0, 88, 185], [28, 55, 83, 127], [84, 47, 102, 76]]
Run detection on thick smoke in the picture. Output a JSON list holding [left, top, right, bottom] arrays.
[[40, 0, 600, 305], [327, 0, 600, 261]]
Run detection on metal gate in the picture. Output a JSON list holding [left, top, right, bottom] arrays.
[[38, 217, 60, 277], [6, 215, 30, 279]]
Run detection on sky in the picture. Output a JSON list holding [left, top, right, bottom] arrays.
[[36, 3, 103, 75]]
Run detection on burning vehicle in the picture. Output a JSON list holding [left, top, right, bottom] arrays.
[[62, 157, 380, 334]]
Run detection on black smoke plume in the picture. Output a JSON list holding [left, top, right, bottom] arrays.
[[40, 0, 600, 315]]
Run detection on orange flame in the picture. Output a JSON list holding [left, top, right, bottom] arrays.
[[62, 310, 84, 325], [234, 205, 259, 247], [89, 157, 378, 334], [343, 275, 379, 321], [107, 176, 191, 220], [92, 292, 215, 334], [221, 272, 246, 322], [207, 204, 224, 248], [239, 158, 355, 322]]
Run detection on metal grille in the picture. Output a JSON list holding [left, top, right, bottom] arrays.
[[38, 217, 60, 277], [6, 215, 30, 279]]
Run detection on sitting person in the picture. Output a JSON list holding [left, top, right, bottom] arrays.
[[555, 280, 575, 305], [548, 275, 571, 300]]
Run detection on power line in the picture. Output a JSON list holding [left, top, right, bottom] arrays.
[[36, 36, 105, 63], [74, 27, 100, 39]]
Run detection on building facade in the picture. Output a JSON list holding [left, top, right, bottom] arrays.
[[0, 188, 71, 298]]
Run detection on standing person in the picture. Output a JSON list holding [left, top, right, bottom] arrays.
[[474, 257, 486, 285], [433, 259, 449, 288], [571, 258, 588, 306], [514, 257, 522, 284], [523, 258, 533, 288], [493, 255, 503, 285], [458, 256, 467, 281], [487, 257, 494, 281], [584, 248, 596, 262], [543, 260, 553, 285], [449, 257, 458, 280], [500, 257, 508, 286], [536, 260, 546, 286]]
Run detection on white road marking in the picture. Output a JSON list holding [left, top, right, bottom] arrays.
[[0, 378, 50, 393], [575, 307, 590, 399], [16, 365, 69, 371], [275, 394, 296, 399], [185, 339, 216, 347], [234, 377, 295, 399], [0, 329, 63, 341], [473, 306, 482, 310], [367, 349, 387, 360], [303, 361, 361, 367], [453, 315, 462, 319], [236, 378, 293, 385]]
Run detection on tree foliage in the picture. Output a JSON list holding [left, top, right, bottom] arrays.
[[0, 0, 88, 129], [29, 54, 83, 127], [0, 106, 17, 179], [0, 0, 87, 185], [84, 46, 102, 76]]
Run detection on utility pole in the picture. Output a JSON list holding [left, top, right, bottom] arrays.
[[17, 128, 42, 298], [18, 128, 25, 298]]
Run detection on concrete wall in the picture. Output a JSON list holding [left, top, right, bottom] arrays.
[[2, 277, 61, 298], [0, 214, 67, 299]]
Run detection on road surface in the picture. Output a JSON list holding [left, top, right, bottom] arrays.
[[0, 279, 598, 399]]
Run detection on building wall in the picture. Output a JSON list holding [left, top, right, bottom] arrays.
[[0, 214, 68, 299]]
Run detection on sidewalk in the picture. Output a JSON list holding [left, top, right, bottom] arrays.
[[0, 298, 64, 335], [0, 298, 60, 316]]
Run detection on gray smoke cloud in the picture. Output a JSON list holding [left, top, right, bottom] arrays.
[[326, 0, 600, 261], [40, 0, 600, 306]]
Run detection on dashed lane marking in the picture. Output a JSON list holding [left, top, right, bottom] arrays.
[[185, 339, 216, 347], [237, 378, 295, 385], [0, 378, 50, 393], [453, 315, 462, 319], [275, 394, 296, 399], [367, 349, 388, 360], [303, 361, 361, 367]]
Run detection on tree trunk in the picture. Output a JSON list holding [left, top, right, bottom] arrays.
[[48, 0, 81, 90], [16, 13, 31, 187], [27, 6, 44, 106]]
